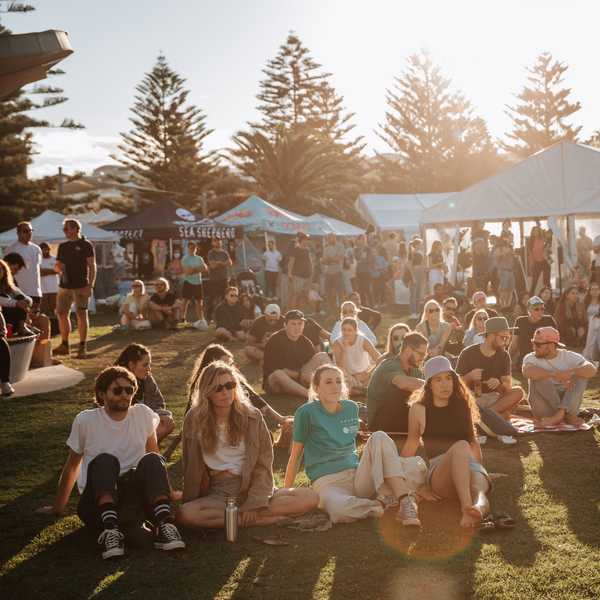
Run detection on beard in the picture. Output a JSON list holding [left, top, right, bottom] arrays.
[[105, 398, 131, 413]]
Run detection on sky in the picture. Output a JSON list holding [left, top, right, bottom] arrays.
[[5, 0, 600, 178]]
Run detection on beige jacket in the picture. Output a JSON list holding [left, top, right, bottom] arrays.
[[182, 404, 274, 511]]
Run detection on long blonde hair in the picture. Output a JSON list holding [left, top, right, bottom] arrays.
[[188, 361, 250, 453], [418, 299, 445, 326]]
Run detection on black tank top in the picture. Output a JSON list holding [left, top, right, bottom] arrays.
[[422, 402, 472, 459]]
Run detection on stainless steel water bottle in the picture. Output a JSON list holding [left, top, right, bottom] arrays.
[[225, 497, 238, 542]]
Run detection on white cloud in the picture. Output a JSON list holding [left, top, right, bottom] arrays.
[[29, 130, 121, 178]]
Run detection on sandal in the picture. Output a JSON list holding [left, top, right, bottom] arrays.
[[493, 513, 516, 529]]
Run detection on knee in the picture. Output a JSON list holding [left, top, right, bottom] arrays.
[[137, 452, 165, 470], [368, 430, 392, 448], [90, 452, 120, 471], [511, 386, 524, 400], [175, 503, 193, 527], [449, 440, 471, 455], [295, 488, 319, 512]]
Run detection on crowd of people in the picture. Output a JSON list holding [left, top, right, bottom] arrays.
[[3, 217, 600, 562]]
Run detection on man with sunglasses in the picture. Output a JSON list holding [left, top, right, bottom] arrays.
[[442, 297, 464, 357], [214, 286, 245, 342], [37, 366, 185, 559], [464, 291, 498, 330], [522, 327, 596, 427], [148, 277, 181, 330], [509, 296, 556, 369], [456, 317, 523, 421]]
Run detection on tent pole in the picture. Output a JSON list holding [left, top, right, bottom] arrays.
[[243, 237, 248, 270]]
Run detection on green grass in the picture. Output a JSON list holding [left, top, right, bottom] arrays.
[[1, 309, 600, 600]]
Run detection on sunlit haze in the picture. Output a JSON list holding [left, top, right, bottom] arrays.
[[6, 0, 600, 177]]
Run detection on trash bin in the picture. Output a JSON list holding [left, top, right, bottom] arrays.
[[8, 331, 39, 383]]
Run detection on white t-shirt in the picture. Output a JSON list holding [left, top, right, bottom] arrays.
[[5, 241, 42, 297], [66, 404, 159, 493], [40, 256, 59, 294], [522, 349, 589, 385], [262, 249, 282, 272], [203, 427, 246, 476]]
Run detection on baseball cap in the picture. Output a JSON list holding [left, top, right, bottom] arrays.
[[532, 326, 565, 348], [284, 309, 305, 322], [527, 296, 544, 307], [472, 291, 487, 303], [265, 303, 281, 317], [484, 316, 516, 335], [424, 356, 454, 381]]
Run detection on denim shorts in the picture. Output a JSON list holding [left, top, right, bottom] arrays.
[[426, 454, 492, 490]]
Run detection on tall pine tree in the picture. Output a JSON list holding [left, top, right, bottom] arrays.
[[502, 52, 581, 158], [0, 3, 80, 227], [376, 50, 499, 193], [115, 54, 217, 210]]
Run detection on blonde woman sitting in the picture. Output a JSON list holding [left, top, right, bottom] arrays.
[[177, 361, 317, 529], [119, 280, 150, 330], [463, 309, 488, 348], [415, 299, 451, 358], [332, 318, 381, 395]]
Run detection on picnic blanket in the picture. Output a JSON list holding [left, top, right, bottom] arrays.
[[509, 415, 594, 434]]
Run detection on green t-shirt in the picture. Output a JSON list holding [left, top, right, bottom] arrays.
[[366, 357, 423, 431], [181, 254, 206, 285], [293, 400, 359, 482]]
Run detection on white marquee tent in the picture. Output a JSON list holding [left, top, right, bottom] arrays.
[[0, 210, 119, 246], [356, 193, 453, 233]]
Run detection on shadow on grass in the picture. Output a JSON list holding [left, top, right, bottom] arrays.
[[535, 429, 600, 548]]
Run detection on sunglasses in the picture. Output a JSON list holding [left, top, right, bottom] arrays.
[[428, 308, 440, 313], [532, 341, 551, 347], [213, 381, 236, 393], [111, 385, 135, 396], [228, 294, 239, 298], [392, 335, 404, 341]]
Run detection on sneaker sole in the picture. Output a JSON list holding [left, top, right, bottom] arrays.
[[154, 540, 186, 551], [102, 547, 125, 559], [400, 518, 421, 527]]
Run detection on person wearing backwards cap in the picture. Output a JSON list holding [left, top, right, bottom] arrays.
[[463, 291, 498, 330], [509, 296, 557, 369], [244, 304, 284, 363], [456, 317, 524, 422], [263, 310, 331, 400], [522, 327, 597, 427], [402, 355, 491, 528]]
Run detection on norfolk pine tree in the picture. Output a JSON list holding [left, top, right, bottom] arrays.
[[115, 54, 217, 210], [502, 52, 582, 158]]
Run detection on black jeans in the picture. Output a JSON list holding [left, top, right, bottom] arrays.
[[77, 452, 170, 532]]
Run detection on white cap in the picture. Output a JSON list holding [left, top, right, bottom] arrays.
[[265, 303, 281, 316], [424, 356, 454, 381]]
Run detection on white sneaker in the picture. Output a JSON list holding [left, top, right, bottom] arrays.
[[1, 382, 14, 397], [192, 319, 208, 331], [396, 494, 421, 527]]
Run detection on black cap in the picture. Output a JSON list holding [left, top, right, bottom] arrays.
[[284, 309, 306, 322]]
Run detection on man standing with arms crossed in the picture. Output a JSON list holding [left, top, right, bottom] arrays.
[[54, 219, 96, 359]]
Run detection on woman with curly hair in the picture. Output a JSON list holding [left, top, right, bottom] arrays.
[[177, 362, 317, 529], [402, 356, 491, 528]]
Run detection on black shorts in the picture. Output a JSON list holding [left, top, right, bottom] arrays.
[[182, 281, 203, 301]]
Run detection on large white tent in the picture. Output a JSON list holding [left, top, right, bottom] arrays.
[[421, 141, 600, 225], [0, 210, 119, 246], [356, 193, 452, 233]]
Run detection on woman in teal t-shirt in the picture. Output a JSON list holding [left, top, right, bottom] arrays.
[[284, 365, 426, 525]]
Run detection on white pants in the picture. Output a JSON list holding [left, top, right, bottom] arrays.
[[312, 431, 427, 523]]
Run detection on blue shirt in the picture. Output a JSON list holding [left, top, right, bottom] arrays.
[[182, 254, 206, 285], [293, 399, 360, 482]]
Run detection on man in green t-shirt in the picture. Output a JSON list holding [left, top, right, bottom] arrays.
[[367, 332, 428, 433], [181, 242, 208, 325]]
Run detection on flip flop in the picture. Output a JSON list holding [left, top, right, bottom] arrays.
[[477, 516, 496, 531], [493, 513, 516, 529]]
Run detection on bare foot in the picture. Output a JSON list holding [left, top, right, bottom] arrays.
[[565, 414, 584, 427], [460, 505, 483, 528], [538, 410, 566, 427]]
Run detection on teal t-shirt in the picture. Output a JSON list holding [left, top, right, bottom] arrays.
[[293, 399, 360, 482], [182, 255, 206, 285]]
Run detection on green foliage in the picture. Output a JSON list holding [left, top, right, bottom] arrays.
[[376, 50, 500, 193], [503, 52, 582, 158], [114, 54, 218, 210]]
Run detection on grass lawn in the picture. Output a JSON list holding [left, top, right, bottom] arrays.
[[1, 308, 600, 600]]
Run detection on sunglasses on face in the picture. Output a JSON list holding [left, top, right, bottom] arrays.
[[532, 340, 551, 347], [531, 306, 544, 311], [110, 385, 135, 396], [392, 335, 404, 341], [213, 381, 236, 393], [428, 308, 440, 313]]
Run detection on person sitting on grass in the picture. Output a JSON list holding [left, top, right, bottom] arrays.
[[463, 291, 498, 329], [176, 361, 318, 530], [263, 309, 331, 400], [463, 309, 489, 348], [214, 286, 245, 342], [415, 299, 452, 359], [442, 296, 464, 357], [148, 277, 181, 330], [377, 322, 410, 364], [456, 317, 524, 422], [0, 311, 13, 397], [402, 356, 491, 528], [553, 286, 587, 348], [244, 303, 284, 363], [115, 344, 175, 443], [522, 327, 597, 427], [119, 280, 150, 330], [332, 317, 380, 396], [331, 301, 377, 346], [349, 291, 382, 333], [284, 365, 426, 526], [239, 292, 258, 331], [0, 257, 33, 336], [366, 332, 428, 434], [36, 366, 185, 559]]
